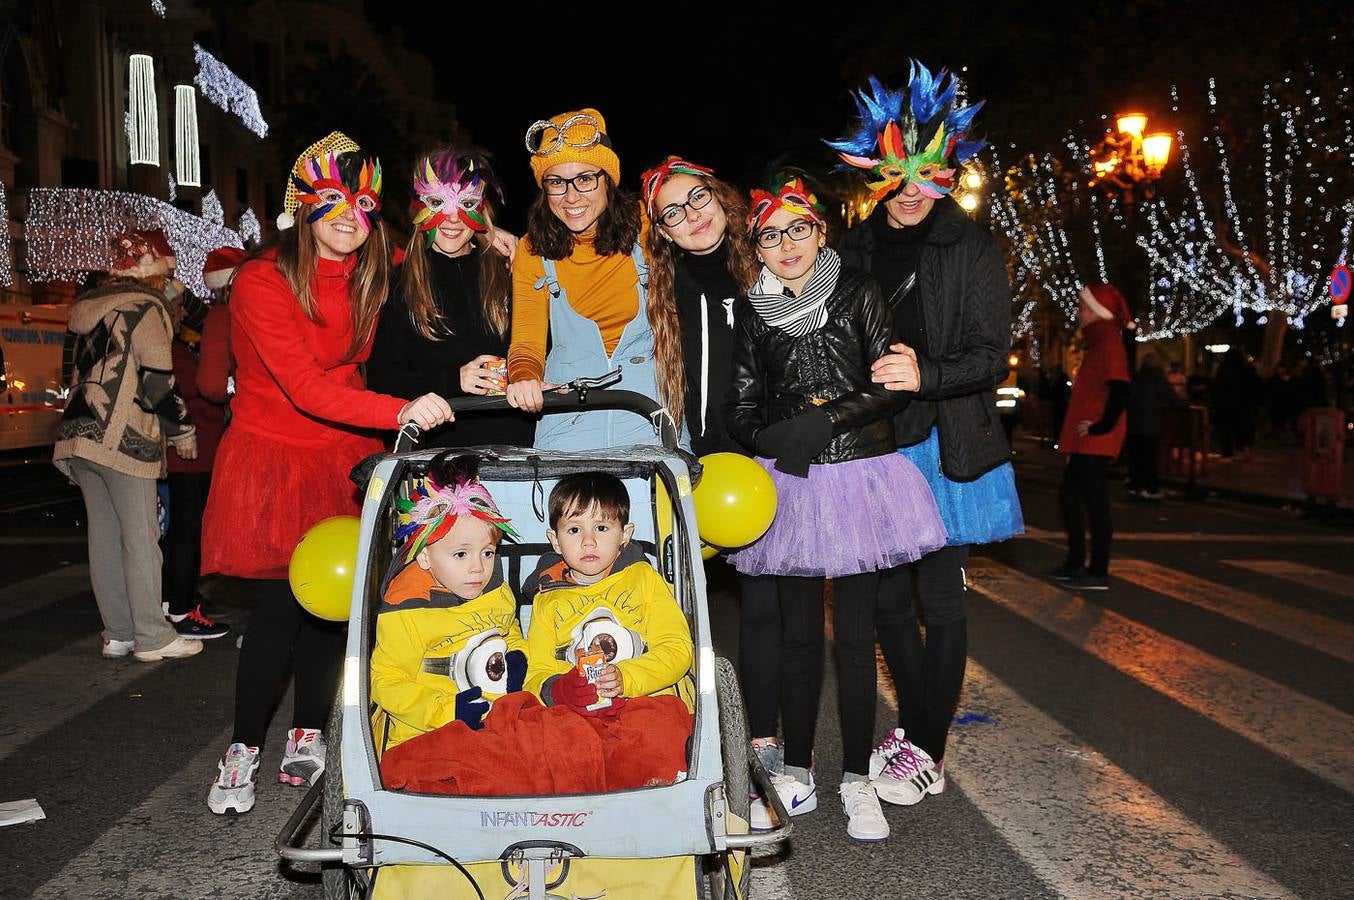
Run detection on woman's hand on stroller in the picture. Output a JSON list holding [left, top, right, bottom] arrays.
[[505, 379, 559, 414], [455, 686, 491, 731], [398, 393, 455, 431]]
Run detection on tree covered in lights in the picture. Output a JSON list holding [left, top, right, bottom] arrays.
[[1137, 69, 1354, 375]]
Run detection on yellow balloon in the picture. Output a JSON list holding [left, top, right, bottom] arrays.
[[701, 541, 720, 560], [289, 515, 361, 622], [693, 452, 777, 550]]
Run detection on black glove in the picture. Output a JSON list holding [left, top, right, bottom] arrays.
[[454, 686, 490, 730], [505, 649, 527, 694], [756, 408, 834, 478]]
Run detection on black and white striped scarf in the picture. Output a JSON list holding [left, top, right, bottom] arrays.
[[746, 247, 842, 337]]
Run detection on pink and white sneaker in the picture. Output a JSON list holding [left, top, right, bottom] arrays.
[[871, 731, 944, 806], [278, 727, 325, 786]]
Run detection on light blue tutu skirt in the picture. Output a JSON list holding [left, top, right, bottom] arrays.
[[726, 453, 948, 579], [898, 427, 1024, 546]]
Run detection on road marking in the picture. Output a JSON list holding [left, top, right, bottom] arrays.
[[1114, 559, 1354, 663], [1021, 526, 1354, 545], [931, 662, 1295, 899], [1222, 559, 1354, 600], [967, 558, 1354, 795], [0, 637, 151, 762], [0, 564, 91, 624]]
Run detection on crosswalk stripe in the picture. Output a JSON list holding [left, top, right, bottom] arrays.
[[0, 564, 91, 625], [933, 662, 1296, 899], [967, 557, 1354, 795], [1222, 558, 1354, 601], [0, 636, 150, 763], [1021, 526, 1354, 544], [1113, 559, 1354, 663]]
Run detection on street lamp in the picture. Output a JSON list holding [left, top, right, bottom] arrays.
[[1088, 111, 1173, 203]]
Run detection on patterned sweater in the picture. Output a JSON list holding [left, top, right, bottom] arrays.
[[53, 279, 195, 480]]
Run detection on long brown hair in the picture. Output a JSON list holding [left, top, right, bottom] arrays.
[[400, 218, 511, 341], [273, 215, 391, 361], [642, 176, 758, 427]]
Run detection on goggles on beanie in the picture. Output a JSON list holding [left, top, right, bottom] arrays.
[[826, 61, 986, 201], [640, 156, 715, 218], [524, 112, 610, 155], [290, 151, 383, 232], [747, 177, 826, 234], [394, 473, 519, 564], [411, 152, 500, 242]]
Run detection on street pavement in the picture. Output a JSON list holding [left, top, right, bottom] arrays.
[[1, 449, 1351, 899]]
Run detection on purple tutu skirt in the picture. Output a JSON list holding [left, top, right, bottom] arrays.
[[726, 454, 948, 579]]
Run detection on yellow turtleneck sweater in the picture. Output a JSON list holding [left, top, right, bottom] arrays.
[[507, 225, 649, 383]]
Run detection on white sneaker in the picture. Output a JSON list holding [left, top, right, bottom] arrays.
[[764, 769, 817, 823], [840, 780, 889, 842], [208, 743, 260, 815], [279, 727, 326, 786], [132, 635, 203, 662], [872, 738, 944, 806], [748, 740, 786, 831], [101, 638, 134, 658], [868, 727, 913, 780]]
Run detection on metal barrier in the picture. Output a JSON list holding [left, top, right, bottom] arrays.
[[1159, 404, 1211, 492], [1300, 406, 1347, 502]]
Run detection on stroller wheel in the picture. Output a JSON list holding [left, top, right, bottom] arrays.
[[706, 656, 753, 900]]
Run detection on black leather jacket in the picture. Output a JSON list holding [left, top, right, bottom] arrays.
[[726, 267, 905, 465]]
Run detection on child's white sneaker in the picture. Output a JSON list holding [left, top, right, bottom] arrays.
[[208, 743, 260, 815], [840, 779, 889, 842], [748, 739, 786, 830]]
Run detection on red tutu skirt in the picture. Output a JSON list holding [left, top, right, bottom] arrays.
[[202, 425, 384, 579]]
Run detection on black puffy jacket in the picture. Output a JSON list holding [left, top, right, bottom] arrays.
[[838, 198, 1013, 481], [726, 267, 905, 465]]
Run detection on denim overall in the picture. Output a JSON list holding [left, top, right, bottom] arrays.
[[534, 243, 682, 450]]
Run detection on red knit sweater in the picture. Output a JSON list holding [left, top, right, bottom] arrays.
[[227, 251, 406, 444]]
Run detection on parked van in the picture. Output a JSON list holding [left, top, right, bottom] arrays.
[[0, 304, 70, 451]]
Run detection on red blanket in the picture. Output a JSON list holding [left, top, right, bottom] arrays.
[[381, 692, 693, 795]]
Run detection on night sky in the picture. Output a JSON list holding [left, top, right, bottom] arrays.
[[373, 2, 1350, 230]]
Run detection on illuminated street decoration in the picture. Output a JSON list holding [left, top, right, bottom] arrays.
[[192, 43, 268, 138], [128, 54, 160, 166], [238, 208, 261, 245], [174, 85, 201, 187], [24, 188, 243, 294], [0, 182, 11, 287], [202, 189, 224, 225], [1137, 77, 1354, 334]]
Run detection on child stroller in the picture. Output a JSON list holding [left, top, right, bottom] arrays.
[[276, 380, 791, 899]]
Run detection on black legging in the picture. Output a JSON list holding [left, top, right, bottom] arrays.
[[1125, 434, 1160, 493], [162, 471, 212, 616], [1059, 453, 1113, 575], [876, 546, 969, 764], [738, 574, 781, 739], [232, 578, 346, 748], [778, 572, 880, 778]]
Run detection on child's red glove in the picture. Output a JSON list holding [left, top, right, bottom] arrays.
[[551, 668, 599, 710]]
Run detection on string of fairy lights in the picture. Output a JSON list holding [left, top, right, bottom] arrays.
[[1136, 73, 1354, 338], [0, 182, 11, 288], [25, 189, 243, 295], [192, 43, 268, 138]]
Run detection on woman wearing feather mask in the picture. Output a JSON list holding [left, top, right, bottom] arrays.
[[368, 146, 532, 447], [831, 62, 1023, 809]]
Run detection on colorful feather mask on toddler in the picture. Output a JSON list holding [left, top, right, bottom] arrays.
[[825, 61, 986, 201], [410, 150, 503, 244], [277, 131, 382, 232], [747, 177, 827, 234], [394, 470, 519, 564]]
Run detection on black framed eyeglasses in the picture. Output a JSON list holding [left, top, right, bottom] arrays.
[[756, 219, 819, 249], [658, 186, 715, 228], [541, 170, 606, 196]]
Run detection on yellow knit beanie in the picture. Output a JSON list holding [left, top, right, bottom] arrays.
[[277, 131, 362, 230], [525, 108, 621, 187]]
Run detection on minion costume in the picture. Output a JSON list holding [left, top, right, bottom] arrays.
[[523, 543, 695, 712], [369, 470, 526, 755]]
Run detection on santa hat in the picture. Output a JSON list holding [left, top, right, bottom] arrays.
[[1080, 284, 1132, 325], [203, 246, 246, 291], [110, 228, 175, 277]]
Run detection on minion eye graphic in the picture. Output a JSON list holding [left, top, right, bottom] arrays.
[[572, 609, 646, 665], [589, 633, 619, 662], [484, 651, 506, 682], [452, 631, 510, 693]]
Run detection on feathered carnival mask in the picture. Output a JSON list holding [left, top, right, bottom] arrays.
[[277, 131, 383, 232], [826, 61, 986, 201], [747, 177, 826, 234], [394, 470, 519, 564], [640, 156, 715, 218], [410, 150, 504, 244]]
